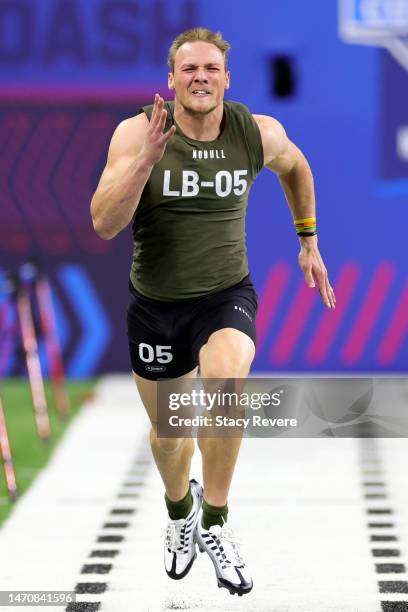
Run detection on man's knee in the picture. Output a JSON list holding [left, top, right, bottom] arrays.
[[200, 333, 255, 378], [150, 424, 185, 454], [200, 355, 243, 379]]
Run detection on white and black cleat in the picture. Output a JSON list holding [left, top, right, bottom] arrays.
[[195, 516, 253, 596], [163, 479, 203, 580]]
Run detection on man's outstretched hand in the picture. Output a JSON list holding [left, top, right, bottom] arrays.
[[298, 239, 336, 309], [139, 94, 176, 167]]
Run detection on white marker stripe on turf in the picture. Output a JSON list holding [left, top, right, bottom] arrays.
[[0, 375, 149, 612], [360, 437, 408, 612]]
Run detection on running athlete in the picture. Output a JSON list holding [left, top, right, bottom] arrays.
[[91, 28, 336, 597]]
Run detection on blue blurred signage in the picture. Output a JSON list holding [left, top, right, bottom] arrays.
[[380, 52, 408, 188], [0, 0, 198, 83]]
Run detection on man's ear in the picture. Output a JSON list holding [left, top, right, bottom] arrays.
[[168, 72, 174, 90], [225, 70, 231, 90]]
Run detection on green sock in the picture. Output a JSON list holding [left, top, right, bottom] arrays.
[[165, 485, 193, 520], [201, 498, 228, 529]]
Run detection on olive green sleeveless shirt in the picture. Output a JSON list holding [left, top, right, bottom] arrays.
[[130, 100, 264, 301]]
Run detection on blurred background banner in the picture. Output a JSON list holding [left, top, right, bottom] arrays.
[[0, 0, 407, 376], [0, 0, 198, 84]]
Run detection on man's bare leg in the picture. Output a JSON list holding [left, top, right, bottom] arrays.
[[197, 328, 255, 506], [134, 367, 205, 580], [194, 327, 255, 595], [133, 368, 197, 502]]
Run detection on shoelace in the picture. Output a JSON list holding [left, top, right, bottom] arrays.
[[161, 520, 188, 553], [216, 524, 245, 567]]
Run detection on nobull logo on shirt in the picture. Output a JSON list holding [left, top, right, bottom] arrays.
[[192, 149, 226, 160], [163, 169, 248, 198]]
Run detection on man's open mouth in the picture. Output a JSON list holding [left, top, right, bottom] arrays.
[[191, 90, 211, 96]]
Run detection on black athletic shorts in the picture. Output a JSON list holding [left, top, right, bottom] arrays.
[[127, 275, 258, 380]]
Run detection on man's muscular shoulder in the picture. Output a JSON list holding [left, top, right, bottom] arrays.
[[107, 113, 149, 164], [252, 113, 304, 175], [252, 114, 287, 167]]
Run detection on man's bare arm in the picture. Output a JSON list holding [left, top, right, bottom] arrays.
[[253, 114, 336, 309], [91, 95, 175, 240], [253, 114, 315, 227]]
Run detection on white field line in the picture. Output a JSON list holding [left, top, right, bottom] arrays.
[[0, 375, 149, 611]]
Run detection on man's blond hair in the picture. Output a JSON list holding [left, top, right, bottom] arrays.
[[167, 28, 230, 72]]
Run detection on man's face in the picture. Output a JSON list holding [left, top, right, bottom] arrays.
[[168, 41, 230, 116]]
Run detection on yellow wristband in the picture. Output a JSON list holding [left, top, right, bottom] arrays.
[[294, 217, 316, 225]]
